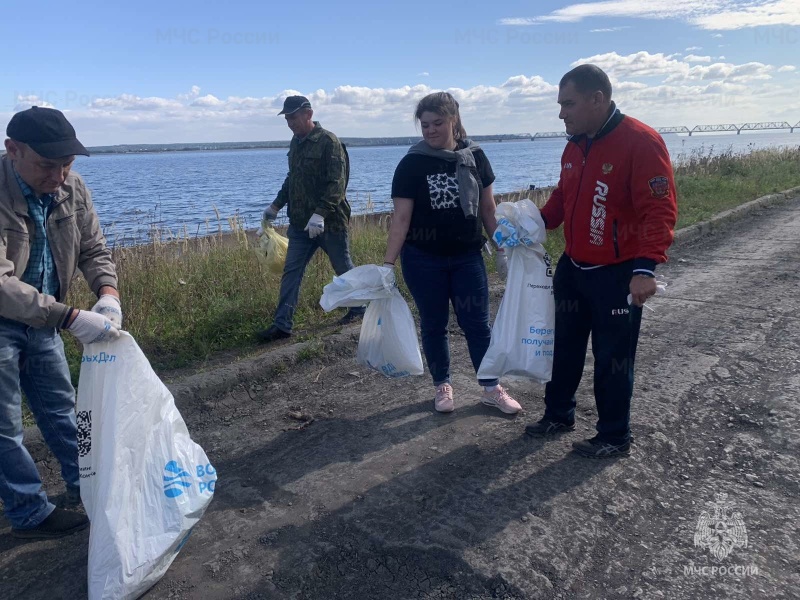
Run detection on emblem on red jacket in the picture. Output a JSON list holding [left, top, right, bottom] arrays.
[[648, 176, 670, 198], [602, 163, 613, 174]]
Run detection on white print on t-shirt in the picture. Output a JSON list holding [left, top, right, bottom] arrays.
[[426, 173, 459, 210]]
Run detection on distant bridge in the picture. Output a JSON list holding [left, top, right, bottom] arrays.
[[532, 131, 568, 140], [686, 121, 797, 135], [532, 120, 799, 139]]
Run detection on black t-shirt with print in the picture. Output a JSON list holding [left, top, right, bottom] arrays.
[[391, 145, 495, 256]]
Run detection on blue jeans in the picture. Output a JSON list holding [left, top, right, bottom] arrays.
[[401, 244, 498, 388], [543, 255, 643, 445], [273, 225, 364, 332], [0, 318, 79, 528]]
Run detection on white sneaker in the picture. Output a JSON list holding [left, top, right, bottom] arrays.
[[434, 383, 455, 413]]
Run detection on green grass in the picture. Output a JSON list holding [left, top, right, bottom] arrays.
[[60, 147, 800, 384], [672, 146, 800, 228], [296, 338, 326, 362]]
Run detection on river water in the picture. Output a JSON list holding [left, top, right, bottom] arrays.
[[71, 131, 799, 245]]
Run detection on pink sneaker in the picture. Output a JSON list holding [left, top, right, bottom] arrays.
[[434, 383, 455, 413], [481, 385, 522, 414]]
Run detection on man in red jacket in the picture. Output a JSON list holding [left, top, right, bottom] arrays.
[[525, 64, 678, 457]]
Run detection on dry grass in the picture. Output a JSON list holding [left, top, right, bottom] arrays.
[[60, 147, 800, 382]]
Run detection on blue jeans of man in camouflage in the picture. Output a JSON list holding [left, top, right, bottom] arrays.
[[273, 225, 365, 333]]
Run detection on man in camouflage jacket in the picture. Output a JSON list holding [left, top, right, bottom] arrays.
[[257, 96, 364, 343]]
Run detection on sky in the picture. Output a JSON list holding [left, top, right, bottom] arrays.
[[2, 0, 799, 146]]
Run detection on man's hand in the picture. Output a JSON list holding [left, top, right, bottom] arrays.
[[629, 274, 657, 307], [263, 203, 280, 222], [67, 310, 121, 344], [304, 214, 325, 239], [494, 248, 508, 280], [91, 294, 122, 328]]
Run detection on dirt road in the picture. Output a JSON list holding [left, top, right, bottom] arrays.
[[2, 197, 799, 599]]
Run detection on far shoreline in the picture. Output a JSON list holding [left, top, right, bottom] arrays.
[[85, 135, 549, 156], [83, 129, 798, 156]]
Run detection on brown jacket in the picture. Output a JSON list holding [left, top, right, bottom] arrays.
[[0, 155, 117, 328]]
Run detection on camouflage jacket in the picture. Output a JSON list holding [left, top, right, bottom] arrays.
[[273, 122, 351, 232]]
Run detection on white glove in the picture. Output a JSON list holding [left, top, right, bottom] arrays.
[[304, 213, 325, 239], [91, 294, 122, 328], [263, 204, 279, 221], [494, 249, 508, 280], [68, 310, 121, 344]]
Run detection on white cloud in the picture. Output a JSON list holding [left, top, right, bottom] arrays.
[[418, 72, 430, 77], [572, 51, 687, 78], [590, 26, 632, 32], [503, 1, 724, 24], [573, 50, 775, 84], [614, 80, 650, 91], [501, 75, 559, 95], [501, 0, 800, 30], [89, 94, 183, 111], [13, 95, 56, 111], [177, 86, 201, 102], [497, 18, 541, 25], [718, 55, 726, 59], [666, 61, 775, 83], [712, 33, 724, 37], [8, 51, 798, 145], [693, 0, 800, 29], [191, 94, 225, 108], [685, 54, 712, 62], [685, 46, 703, 51]]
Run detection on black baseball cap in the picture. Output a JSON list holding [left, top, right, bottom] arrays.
[[278, 95, 312, 115], [6, 106, 89, 159]]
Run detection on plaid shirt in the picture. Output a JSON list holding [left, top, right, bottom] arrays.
[[13, 169, 60, 297]]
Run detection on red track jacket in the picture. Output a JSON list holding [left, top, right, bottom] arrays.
[[541, 108, 678, 275]]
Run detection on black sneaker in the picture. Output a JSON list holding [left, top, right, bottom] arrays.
[[11, 508, 89, 539], [338, 308, 365, 326], [572, 436, 631, 458], [256, 325, 291, 344], [55, 486, 82, 509], [525, 418, 575, 437]]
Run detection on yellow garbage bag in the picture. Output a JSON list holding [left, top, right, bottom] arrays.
[[255, 221, 289, 274]]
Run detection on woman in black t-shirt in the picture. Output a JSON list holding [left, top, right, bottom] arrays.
[[383, 92, 521, 415]]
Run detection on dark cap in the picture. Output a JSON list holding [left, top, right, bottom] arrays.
[[278, 95, 312, 115], [6, 106, 89, 159]]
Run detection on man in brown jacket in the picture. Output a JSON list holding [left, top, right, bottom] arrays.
[[1, 107, 121, 539]]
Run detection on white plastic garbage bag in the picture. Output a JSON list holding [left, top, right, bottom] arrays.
[[320, 265, 423, 377], [356, 295, 423, 377], [478, 200, 555, 383], [319, 263, 395, 311], [77, 333, 215, 600]]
